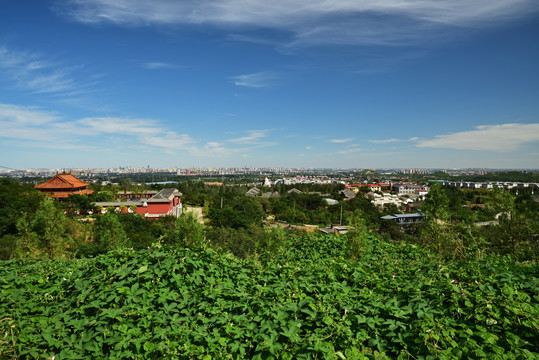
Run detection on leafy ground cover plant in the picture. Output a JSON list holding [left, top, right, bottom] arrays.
[[1, 235, 537, 359]]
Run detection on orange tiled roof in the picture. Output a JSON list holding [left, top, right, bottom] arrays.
[[45, 189, 94, 199], [35, 172, 90, 190]]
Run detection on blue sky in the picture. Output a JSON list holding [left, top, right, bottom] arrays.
[[1, 0, 538, 169]]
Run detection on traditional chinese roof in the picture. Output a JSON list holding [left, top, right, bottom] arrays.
[[45, 189, 94, 198], [35, 172, 90, 190], [147, 188, 182, 203]]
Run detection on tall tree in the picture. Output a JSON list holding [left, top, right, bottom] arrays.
[[423, 183, 449, 221], [14, 200, 75, 259], [94, 213, 130, 252]]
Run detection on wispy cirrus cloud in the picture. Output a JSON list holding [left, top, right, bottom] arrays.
[[415, 123, 539, 152], [229, 129, 270, 144], [333, 148, 363, 155], [0, 103, 278, 157], [0, 103, 195, 152], [230, 72, 277, 88], [330, 138, 353, 144], [329, 142, 362, 155], [142, 62, 181, 70], [369, 137, 419, 144], [369, 138, 400, 144], [57, 0, 539, 48], [0, 46, 97, 97]]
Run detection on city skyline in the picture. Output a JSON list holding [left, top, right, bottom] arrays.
[[1, 1, 539, 169]]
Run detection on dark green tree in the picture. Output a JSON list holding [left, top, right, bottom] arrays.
[[423, 183, 449, 221], [14, 200, 77, 259], [94, 213, 130, 252], [165, 211, 205, 247], [207, 197, 264, 229]]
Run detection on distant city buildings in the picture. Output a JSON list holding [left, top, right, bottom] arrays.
[[441, 181, 537, 190], [1, 166, 536, 180]]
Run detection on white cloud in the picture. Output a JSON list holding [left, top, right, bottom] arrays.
[[0, 104, 64, 143], [415, 123, 539, 152], [142, 131, 195, 151], [230, 72, 276, 88], [305, 146, 311, 150], [229, 129, 270, 144], [58, 0, 539, 47], [333, 148, 363, 155], [74, 117, 163, 136], [0, 46, 96, 97], [0, 103, 195, 152], [0, 103, 59, 126], [0, 103, 278, 158], [369, 138, 400, 144], [330, 138, 353, 143], [142, 62, 179, 69]]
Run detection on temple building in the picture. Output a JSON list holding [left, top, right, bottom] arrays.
[[93, 188, 182, 218], [34, 171, 94, 199]]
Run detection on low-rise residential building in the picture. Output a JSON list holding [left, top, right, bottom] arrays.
[[245, 187, 260, 197], [372, 192, 402, 208], [287, 188, 303, 195], [339, 188, 356, 200], [391, 182, 427, 195], [323, 198, 339, 205], [261, 191, 280, 198], [368, 184, 382, 192], [380, 212, 426, 225], [319, 225, 349, 235]]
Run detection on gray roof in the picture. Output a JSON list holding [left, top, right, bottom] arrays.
[[340, 188, 356, 199], [261, 191, 280, 198], [116, 190, 158, 195], [246, 187, 260, 197], [287, 188, 303, 195], [381, 213, 426, 220], [147, 188, 182, 203]]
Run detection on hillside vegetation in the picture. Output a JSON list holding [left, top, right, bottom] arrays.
[[1, 234, 537, 359]]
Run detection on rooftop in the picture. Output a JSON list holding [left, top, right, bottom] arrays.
[[147, 188, 182, 203], [35, 171, 90, 190]]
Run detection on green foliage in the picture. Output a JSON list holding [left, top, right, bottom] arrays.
[[93, 213, 130, 253], [164, 211, 205, 248], [117, 214, 167, 250], [63, 194, 96, 216], [1, 238, 537, 359], [207, 197, 265, 229], [14, 200, 72, 259], [92, 191, 116, 202], [0, 178, 44, 238], [423, 183, 449, 221]]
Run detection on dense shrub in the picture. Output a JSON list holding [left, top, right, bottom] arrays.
[[1, 237, 537, 359]]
